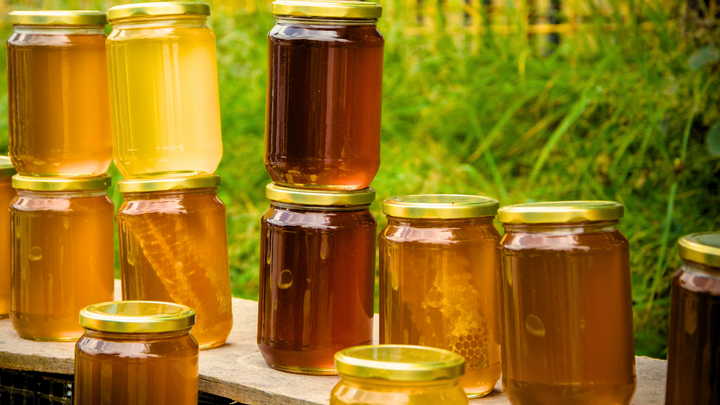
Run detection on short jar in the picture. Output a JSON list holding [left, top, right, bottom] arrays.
[[7, 11, 112, 177], [331, 345, 469, 405], [10, 175, 114, 341], [665, 232, 720, 405], [379, 195, 501, 398], [75, 301, 199, 405], [265, 0, 384, 190], [0, 158, 17, 318], [498, 201, 637, 405], [117, 175, 233, 350], [258, 184, 376, 374], [106, 2, 222, 178]]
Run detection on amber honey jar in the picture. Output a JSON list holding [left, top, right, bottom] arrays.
[[0, 158, 17, 319], [75, 301, 199, 405], [7, 11, 112, 177], [266, 0, 384, 190], [331, 345, 469, 405], [379, 195, 501, 398], [117, 175, 233, 350], [498, 201, 637, 405], [258, 184, 376, 374], [10, 175, 114, 341], [665, 232, 720, 405]]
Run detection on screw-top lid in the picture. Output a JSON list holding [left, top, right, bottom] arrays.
[[266, 183, 375, 207], [80, 301, 196, 333], [335, 345, 465, 382], [0, 157, 16, 178], [498, 201, 624, 224], [8, 10, 107, 26], [271, 0, 382, 19], [383, 194, 498, 219], [107, 1, 210, 23], [118, 174, 220, 193], [678, 232, 720, 269], [12, 174, 111, 192]]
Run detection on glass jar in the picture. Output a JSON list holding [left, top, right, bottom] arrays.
[[379, 195, 501, 398], [75, 301, 199, 404], [498, 201, 637, 405], [665, 232, 720, 405], [265, 0, 384, 190], [331, 345, 468, 405], [0, 158, 17, 318], [7, 11, 112, 177], [258, 184, 376, 374], [117, 175, 233, 350], [106, 2, 222, 178], [10, 175, 114, 341]]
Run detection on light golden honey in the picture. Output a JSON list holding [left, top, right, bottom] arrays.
[[0, 177, 15, 318]]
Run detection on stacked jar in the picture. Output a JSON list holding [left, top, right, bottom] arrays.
[[6, 10, 115, 341], [258, 0, 385, 374], [105, 2, 233, 350]]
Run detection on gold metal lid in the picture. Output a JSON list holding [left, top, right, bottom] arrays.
[[335, 345, 465, 382], [266, 183, 375, 206], [80, 301, 196, 334], [271, 0, 382, 19], [107, 1, 210, 23], [118, 174, 220, 193], [383, 194, 498, 219], [8, 10, 107, 26], [12, 175, 111, 192], [0, 157, 16, 178], [498, 201, 624, 224], [678, 232, 720, 269]]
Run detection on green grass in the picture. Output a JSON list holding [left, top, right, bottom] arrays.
[[2, 0, 719, 359]]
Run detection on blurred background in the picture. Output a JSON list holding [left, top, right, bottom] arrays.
[[1, 0, 719, 359]]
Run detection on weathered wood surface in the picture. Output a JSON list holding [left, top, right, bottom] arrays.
[[0, 280, 669, 404]]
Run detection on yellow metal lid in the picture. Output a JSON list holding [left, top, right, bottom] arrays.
[[383, 194, 498, 219], [12, 174, 111, 192], [498, 201, 624, 224], [0, 157, 17, 178], [335, 345, 465, 382], [107, 1, 210, 23], [266, 183, 375, 206], [8, 10, 107, 26], [678, 232, 720, 269], [272, 0, 382, 19], [118, 174, 220, 193], [80, 301, 196, 334]]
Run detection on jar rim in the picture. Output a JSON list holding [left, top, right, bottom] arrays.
[[498, 200, 623, 224], [383, 194, 498, 219], [271, 0, 382, 19], [107, 1, 210, 23], [8, 10, 107, 26], [266, 183, 375, 207], [80, 301, 196, 334], [679, 232, 720, 269], [118, 174, 220, 193], [0, 157, 16, 178], [12, 174, 111, 192], [335, 345, 465, 382]]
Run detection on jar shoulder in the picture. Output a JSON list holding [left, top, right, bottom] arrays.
[[675, 268, 720, 296], [500, 229, 629, 251], [263, 206, 376, 230], [11, 194, 113, 214], [381, 222, 500, 244], [268, 23, 384, 45], [119, 194, 225, 216], [76, 334, 198, 358]]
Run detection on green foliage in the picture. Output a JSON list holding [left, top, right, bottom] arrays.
[[2, 0, 719, 359]]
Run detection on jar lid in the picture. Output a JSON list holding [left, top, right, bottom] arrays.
[[8, 10, 107, 26], [271, 0, 382, 19], [118, 174, 220, 193], [12, 174, 111, 192], [107, 1, 210, 23], [383, 194, 498, 219], [335, 345, 465, 382], [0, 157, 16, 178], [678, 232, 720, 269], [266, 183, 375, 206], [80, 301, 196, 334], [498, 201, 624, 224]]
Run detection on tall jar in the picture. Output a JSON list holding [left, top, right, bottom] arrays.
[[117, 175, 233, 350], [106, 2, 222, 178], [331, 345, 469, 405], [498, 201, 637, 405], [75, 301, 199, 405], [0, 158, 17, 318], [10, 175, 114, 341], [379, 195, 502, 398], [665, 232, 720, 405], [7, 11, 112, 177], [265, 0, 384, 190], [258, 184, 376, 374]]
